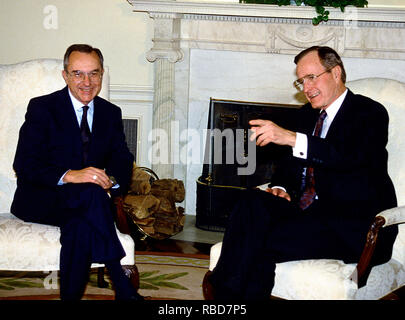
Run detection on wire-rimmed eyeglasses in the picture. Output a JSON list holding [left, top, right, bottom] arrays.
[[293, 68, 332, 91], [67, 70, 103, 83]]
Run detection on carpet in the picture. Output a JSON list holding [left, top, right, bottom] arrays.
[[0, 252, 209, 300]]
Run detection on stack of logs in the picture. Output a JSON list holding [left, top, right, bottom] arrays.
[[123, 165, 186, 239]]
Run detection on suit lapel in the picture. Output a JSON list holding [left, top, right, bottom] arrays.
[[88, 97, 109, 163], [55, 87, 84, 163], [56, 87, 80, 129], [299, 104, 319, 135], [324, 89, 354, 139]]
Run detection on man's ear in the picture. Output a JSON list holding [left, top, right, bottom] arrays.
[[332, 65, 342, 82], [62, 70, 68, 83]]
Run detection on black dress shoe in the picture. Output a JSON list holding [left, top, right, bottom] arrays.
[[115, 291, 145, 301]]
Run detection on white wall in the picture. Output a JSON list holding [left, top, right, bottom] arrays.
[[1, 0, 405, 85], [0, 0, 153, 86], [0, 0, 154, 167]]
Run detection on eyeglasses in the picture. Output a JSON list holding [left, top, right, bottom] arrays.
[[293, 68, 332, 91], [67, 70, 103, 82]]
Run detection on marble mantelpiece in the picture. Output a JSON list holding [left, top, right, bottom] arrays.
[[128, 0, 405, 214]]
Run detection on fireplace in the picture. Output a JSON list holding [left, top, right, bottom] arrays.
[[128, 0, 405, 215]]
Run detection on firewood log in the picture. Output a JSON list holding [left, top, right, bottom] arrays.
[[151, 179, 185, 202], [129, 164, 152, 195], [123, 194, 160, 219]]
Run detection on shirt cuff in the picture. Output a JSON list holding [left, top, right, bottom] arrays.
[[292, 132, 308, 159], [57, 170, 70, 185], [271, 186, 287, 193]]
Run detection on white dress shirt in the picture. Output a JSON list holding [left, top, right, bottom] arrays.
[[68, 89, 94, 131]]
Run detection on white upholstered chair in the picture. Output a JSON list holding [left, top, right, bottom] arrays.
[[0, 59, 138, 290], [203, 78, 405, 300]]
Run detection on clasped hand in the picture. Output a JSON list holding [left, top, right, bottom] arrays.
[[63, 167, 113, 190]]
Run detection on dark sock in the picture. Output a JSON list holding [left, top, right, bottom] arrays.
[[105, 261, 136, 299]]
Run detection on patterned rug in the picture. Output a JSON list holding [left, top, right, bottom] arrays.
[[0, 252, 209, 300]]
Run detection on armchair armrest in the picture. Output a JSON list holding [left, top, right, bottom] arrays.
[[377, 205, 405, 227], [113, 195, 131, 235], [353, 205, 405, 287]]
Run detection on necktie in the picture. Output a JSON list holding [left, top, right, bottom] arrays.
[[299, 110, 327, 210], [80, 105, 91, 165]]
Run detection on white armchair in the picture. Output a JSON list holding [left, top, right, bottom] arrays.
[[0, 59, 138, 291], [203, 78, 405, 300]]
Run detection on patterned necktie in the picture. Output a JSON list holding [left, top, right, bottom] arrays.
[[80, 105, 91, 165], [299, 110, 327, 210]]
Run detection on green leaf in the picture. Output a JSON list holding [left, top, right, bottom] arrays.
[[2, 279, 43, 288], [312, 17, 320, 25], [315, 6, 325, 14], [160, 272, 189, 280], [153, 281, 189, 290], [0, 283, 14, 291], [139, 271, 160, 279], [142, 272, 189, 283], [143, 274, 170, 282], [139, 282, 159, 290]]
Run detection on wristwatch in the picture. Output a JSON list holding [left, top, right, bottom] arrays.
[[109, 176, 117, 187]]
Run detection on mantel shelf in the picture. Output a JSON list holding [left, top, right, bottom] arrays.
[[128, 0, 405, 23]]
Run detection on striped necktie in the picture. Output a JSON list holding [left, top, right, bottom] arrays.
[[299, 110, 327, 210]]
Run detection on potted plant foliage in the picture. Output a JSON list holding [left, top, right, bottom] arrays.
[[240, 0, 368, 25]]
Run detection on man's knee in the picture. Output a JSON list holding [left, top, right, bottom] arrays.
[[61, 183, 110, 207], [81, 183, 110, 200]]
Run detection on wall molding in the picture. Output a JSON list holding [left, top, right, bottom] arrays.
[[129, 0, 405, 24], [109, 84, 154, 104], [109, 84, 154, 167]]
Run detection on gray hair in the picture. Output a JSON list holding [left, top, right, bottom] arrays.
[[63, 44, 104, 71], [294, 46, 346, 84]]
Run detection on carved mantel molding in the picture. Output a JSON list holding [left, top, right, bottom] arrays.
[[128, 0, 405, 60], [128, 0, 405, 23]]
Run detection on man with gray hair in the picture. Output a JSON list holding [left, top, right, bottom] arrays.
[[209, 46, 398, 300], [11, 44, 143, 300]]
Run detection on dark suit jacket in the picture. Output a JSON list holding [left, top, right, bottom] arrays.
[[11, 86, 134, 223], [270, 89, 397, 261]]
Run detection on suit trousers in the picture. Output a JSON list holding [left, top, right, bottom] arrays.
[[210, 189, 372, 300], [44, 183, 126, 300]]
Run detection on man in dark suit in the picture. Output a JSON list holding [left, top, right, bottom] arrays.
[[209, 46, 398, 300], [11, 44, 143, 300]]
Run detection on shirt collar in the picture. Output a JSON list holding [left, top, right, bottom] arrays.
[[67, 88, 94, 112], [323, 88, 348, 120]]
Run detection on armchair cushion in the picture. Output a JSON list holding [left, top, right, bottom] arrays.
[[0, 216, 134, 271], [208, 238, 405, 300]]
